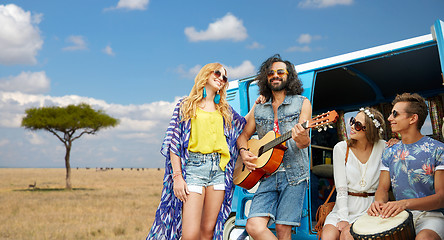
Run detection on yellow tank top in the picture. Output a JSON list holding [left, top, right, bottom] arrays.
[[188, 108, 230, 171]]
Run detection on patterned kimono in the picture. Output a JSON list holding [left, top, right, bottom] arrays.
[[147, 99, 246, 240]]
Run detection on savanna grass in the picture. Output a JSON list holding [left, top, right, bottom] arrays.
[[0, 168, 164, 240]]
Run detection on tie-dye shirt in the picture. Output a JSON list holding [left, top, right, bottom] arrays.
[[381, 136, 444, 213], [147, 98, 246, 240]]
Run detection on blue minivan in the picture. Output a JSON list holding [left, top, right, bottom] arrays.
[[223, 19, 444, 240]]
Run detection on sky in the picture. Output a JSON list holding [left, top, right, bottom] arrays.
[[0, 0, 443, 168]]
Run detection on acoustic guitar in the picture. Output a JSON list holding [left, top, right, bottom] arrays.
[[233, 110, 338, 189]]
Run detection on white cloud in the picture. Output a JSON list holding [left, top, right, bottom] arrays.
[[25, 131, 45, 145], [0, 4, 43, 65], [299, 0, 353, 8], [118, 132, 151, 140], [103, 45, 115, 56], [0, 91, 178, 168], [225, 60, 256, 80], [297, 33, 322, 44], [185, 13, 248, 42], [175, 64, 202, 79], [175, 61, 255, 80], [105, 0, 149, 11], [118, 117, 157, 131], [0, 139, 9, 147], [0, 91, 177, 130], [0, 71, 50, 94], [286, 34, 322, 52], [247, 41, 264, 49], [286, 46, 312, 52], [63, 35, 87, 51], [0, 112, 23, 128]]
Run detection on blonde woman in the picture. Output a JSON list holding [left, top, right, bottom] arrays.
[[147, 63, 246, 240], [321, 108, 386, 240]]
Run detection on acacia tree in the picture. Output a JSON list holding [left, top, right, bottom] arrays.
[[21, 103, 119, 189]]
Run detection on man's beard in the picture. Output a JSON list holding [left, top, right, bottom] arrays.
[[268, 77, 287, 91]]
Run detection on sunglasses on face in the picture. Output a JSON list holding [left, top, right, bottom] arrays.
[[391, 110, 400, 118], [213, 70, 228, 82], [267, 69, 288, 77], [390, 109, 411, 118], [350, 117, 366, 131]]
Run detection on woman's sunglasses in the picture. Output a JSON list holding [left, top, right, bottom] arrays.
[[213, 70, 228, 82], [350, 117, 366, 131], [267, 69, 288, 77]]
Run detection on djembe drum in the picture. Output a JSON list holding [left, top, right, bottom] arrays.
[[350, 210, 415, 240]]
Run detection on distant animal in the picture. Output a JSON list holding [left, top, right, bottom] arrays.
[[28, 181, 37, 189]]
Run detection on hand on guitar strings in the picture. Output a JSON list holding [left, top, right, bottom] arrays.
[[239, 149, 258, 172]]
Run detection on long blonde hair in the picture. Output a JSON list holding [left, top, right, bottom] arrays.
[[180, 63, 233, 128]]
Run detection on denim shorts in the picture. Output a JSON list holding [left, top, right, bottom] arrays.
[[185, 151, 225, 194], [248, 171, 307, 226]]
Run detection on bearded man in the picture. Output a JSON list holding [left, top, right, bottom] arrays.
[[237, 54, 312, 240]]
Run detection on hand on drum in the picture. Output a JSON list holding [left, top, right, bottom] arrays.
[[368, 201, 384, 216], [368, 200, 407, 218], [380, 200, 408, 218]]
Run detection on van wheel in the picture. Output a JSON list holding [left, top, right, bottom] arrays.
[[223, 214, 251, 240]]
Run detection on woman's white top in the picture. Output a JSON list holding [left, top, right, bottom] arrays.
[[324, 140, 386, 226]]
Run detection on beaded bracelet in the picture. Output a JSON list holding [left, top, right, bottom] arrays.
[[172, 171, 182, 180]]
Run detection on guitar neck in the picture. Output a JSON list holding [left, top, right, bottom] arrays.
[[262, 131, 292, 154], [261, 121, 309, 154], [256, 111, 337, 158]]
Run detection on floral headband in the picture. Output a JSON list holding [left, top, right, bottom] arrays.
[[360, 108, 384, 134]]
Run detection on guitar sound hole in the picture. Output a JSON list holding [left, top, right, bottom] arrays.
[[258, 146, 264, 157]]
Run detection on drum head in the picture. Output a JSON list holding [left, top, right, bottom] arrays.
[[352, 211, 409, 235]]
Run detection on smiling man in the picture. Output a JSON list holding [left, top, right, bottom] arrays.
[[237, 54, 312, 240], [368, 93, 444, 240]]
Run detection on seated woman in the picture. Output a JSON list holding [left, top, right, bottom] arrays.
[[321, 107, 386, 240]]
